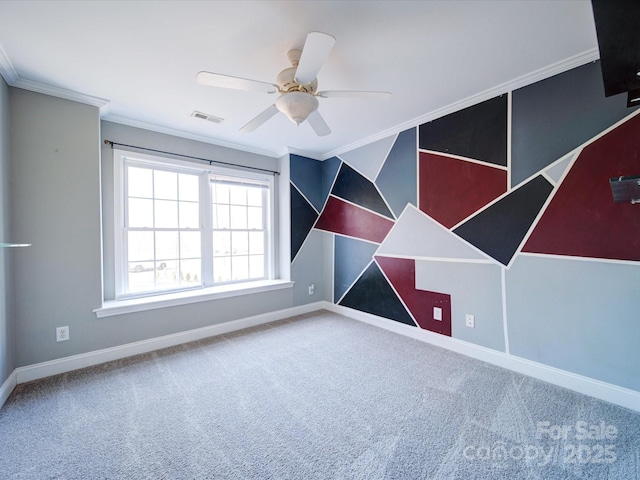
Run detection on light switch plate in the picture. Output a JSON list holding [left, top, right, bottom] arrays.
[[433, 306, 442, 321]]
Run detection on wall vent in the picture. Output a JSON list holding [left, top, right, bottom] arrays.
[[191, 111, 224, 124]]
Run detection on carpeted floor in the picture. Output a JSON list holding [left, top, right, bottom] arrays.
[[1, 310, 639, 479]]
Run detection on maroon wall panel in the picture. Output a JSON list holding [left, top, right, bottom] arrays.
[[315, 196, 395, 244], [524, 113, 640, 261], [418, 152, 507, 228], [376, 256, 452, 336]]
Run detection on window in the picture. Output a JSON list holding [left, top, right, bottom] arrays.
[[114, 149, 273, 299]]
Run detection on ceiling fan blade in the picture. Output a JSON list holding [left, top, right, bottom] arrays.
[[294, 32, 336, 85], [316, 90, 392, 99], [240, 104, 279, 133], [307, 110, 331, 137], [197, 71, 278, 94]]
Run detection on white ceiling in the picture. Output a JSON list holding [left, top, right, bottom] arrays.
[[0, 1, 599, 160]]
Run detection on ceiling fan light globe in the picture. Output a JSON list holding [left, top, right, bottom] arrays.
[[276, 91, 319, 125]]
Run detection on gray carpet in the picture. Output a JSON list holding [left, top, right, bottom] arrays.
[[1, 310, 639, 479]]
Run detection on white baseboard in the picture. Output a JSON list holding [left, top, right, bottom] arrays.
[[323, 302, 640, 413], [7, 300, 639, 414], [0, 369, 17, 409], [14, 301, 324, 385]]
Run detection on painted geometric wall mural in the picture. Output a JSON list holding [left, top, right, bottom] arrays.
[[418, 151, 508, 229], [291, 57, 640, 377], [339, 261, 416, 327], [419, 95, 508, 167], [315, 196, 394, 244], [376, 128, 417, 218], [290, 184, 318, 262], [331, 163, 394, 219], [511, 61, 639, 188], [338, 134, 396, 182], [290, 154, 324, 212], [376, 256, 452, 336], [334, 236, 379, 303], [453, 175, 554, 266], [321, 156, 342, 209], [524, 111, 640, 261], [543, 153, 575, 185], [376, 205, 489, 262]]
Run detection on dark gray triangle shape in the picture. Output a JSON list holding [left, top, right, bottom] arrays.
[[339, 262, 415, 326], [453, 175, 553, 266], [332, 163, 394, 219]]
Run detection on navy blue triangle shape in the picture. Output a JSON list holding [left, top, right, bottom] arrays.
[[291, 184, 318, 262]]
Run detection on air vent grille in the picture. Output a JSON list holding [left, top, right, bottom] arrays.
[[191, 111, 224, 124]]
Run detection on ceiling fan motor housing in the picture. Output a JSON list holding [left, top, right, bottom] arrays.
[[277, 67, 318, 93]]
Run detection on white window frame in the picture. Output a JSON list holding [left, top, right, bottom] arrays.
[[112, 149, 275, 301]]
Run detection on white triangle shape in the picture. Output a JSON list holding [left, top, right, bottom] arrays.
[[338, 135, 396, 182], [544, 153, 575, 184], [376, 204, 490, 261]]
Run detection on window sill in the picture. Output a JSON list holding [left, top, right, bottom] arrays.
[[94, 279, 294, 318]]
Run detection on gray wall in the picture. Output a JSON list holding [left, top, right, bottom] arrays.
[[9, 90, 292, 368], [506, 255, 640, 391], [0, 76, 13, 384], [290, 229, 332, 305]]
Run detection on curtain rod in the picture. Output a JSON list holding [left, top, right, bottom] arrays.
[[104, 140, 280, 175]]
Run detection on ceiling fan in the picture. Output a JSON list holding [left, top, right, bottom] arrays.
[[196, 32, 391, 136]]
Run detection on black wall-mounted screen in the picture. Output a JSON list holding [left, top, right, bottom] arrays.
[[591, 0, 640, 98]]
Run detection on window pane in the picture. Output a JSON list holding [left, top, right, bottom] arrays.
[[214, 204, 230, 229], [155, 260, 179, 289], [232, 231, 248, 255], [154, 200, 178, 228], [128, 231, 153, 261], [249, 255, 264, 279], [128, 198, 153, 228], [180, 231, 201, 258], [232, 256, 249, 281], [179, 202, 199, 228], [179, 174, 199, 202], [230, 205, 247, 229], [154, 170, 177, 200], [180, 259, 201, 285], [128, 261, 155, 292], [229, 185, 246, 205], [214, 183, 229, 204], [213, 231, 231, 256], [247, 206, 262, 229], [213, 257, 231, 283], [128, 167, 153, 198], [156, 231, 178, 260], [247, 187, 262, 207], [249, 231, 264, 255]]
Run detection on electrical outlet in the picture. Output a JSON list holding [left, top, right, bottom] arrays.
[[465, 314, 475, 328], [433, 306, 442, 321], [308, 283, 315, 295], [56, 326, 69, 342]]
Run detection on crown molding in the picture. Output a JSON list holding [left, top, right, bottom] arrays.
[[0, 43, 111, 114], [0, 44, 18, 84], [11, 77, 110, 113], [318, 48, 601, 161]]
